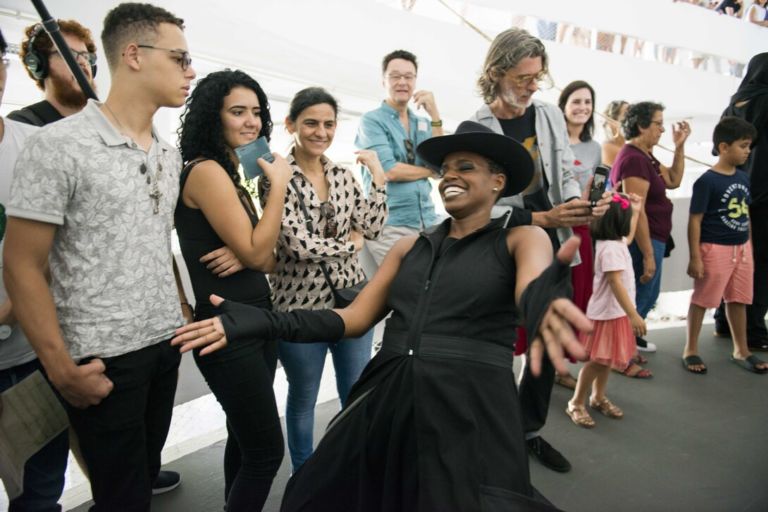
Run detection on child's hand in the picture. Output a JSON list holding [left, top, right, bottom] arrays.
[[687, 258, 704, 279], [630, 312, 647, 337], [628, 193, 642, 214]]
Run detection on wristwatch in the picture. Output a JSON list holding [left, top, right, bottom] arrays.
[[0, 325, 12, 341]]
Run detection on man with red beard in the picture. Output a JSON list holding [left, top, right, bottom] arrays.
[[8, 20, 97, 126]]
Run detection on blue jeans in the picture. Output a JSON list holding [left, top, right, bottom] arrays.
[[629, 238, 666, 319], [0, 359, 68, 512], [278, 330, 373, 471]]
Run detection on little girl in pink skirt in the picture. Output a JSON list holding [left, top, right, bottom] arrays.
[[566, 192, 646, 428]]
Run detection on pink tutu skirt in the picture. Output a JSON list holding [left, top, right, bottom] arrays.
[[578, 316, 637, 371]]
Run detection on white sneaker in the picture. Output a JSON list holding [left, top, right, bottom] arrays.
[[636, 337, 657, 353]]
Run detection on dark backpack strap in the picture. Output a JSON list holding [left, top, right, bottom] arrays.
[[7, 101, 63, 127], [7, 107, 45, 127]]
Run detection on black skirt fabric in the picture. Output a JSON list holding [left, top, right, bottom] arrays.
[[281, 218, 561, 512]]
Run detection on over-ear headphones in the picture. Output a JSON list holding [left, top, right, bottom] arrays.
[[23, 24, 97, 81], [23, 24, 49, 80]]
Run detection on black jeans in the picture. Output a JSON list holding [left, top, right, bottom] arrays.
[[193, 337, 283, 512], [714, 301, 768, 342], [63, 340, 180, 512]]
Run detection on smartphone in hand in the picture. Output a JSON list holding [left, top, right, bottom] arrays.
[[235, 136, 275, 179], [589, 165, 610, 205]]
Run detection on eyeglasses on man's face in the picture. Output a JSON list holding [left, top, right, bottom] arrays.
[[507, 70, 553, 90], [137, 44, 192, 71], [386, 73, 416, 83], [51, 47, 97, 67]]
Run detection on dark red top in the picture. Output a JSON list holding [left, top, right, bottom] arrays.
[[611, 144, 673, 242]]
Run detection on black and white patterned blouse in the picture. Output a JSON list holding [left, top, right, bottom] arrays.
[[260, 151, 387, 312]]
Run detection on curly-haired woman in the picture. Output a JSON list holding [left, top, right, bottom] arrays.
[[175, 69, 292, 511]]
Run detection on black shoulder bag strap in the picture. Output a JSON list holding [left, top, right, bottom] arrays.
[[288, 179, 339, 294]]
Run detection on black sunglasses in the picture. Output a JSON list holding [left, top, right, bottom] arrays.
[[404, 139, 415, 165], [320, 201, 338, 239], [137, 44, 192, 71]]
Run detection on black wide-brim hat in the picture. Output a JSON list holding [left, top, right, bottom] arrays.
[[416, 120, 534, 197]]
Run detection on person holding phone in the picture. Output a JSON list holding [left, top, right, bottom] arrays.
[[556, 80, 603, 389], [259, 87, 387, 472], [175, 69, 293, 511], [468, 30, 609, 474]]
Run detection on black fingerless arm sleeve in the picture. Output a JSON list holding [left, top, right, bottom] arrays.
[[217, 300, 346, 344], [519, 259, 573, 339]]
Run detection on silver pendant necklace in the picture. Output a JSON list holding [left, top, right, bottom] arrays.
[[104, 102, 163, 214]]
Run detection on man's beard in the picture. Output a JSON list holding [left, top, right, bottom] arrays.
[[49, 71, 95, 110], [500, 90, 532, 111]]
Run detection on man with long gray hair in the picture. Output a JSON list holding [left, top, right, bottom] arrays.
[[469, 27, 601, 474]]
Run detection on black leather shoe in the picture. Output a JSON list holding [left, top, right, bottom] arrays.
[[747, 339, 768, 352], [152, 470, 181, 495], [527, 436, 572, 473]]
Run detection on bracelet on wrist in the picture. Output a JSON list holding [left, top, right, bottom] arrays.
[[430, 119, 443, 127]]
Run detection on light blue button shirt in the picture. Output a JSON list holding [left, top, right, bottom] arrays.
[[355, 101, 436, 229]]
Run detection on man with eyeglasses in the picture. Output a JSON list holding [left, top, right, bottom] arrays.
[[356, 49, 443, 269], [5, 4, 195, 509], [5, 16, 184, 500], [470, 28, 599, 475], [8, 19, 98, 126]]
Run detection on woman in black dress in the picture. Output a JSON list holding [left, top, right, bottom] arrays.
[[173, 121, 591, 511], [175, 70, 293, 511]]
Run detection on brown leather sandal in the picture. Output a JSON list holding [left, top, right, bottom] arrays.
[[565, 402, 595, 428], [589, 397, 624, 419], [555, 373, 577, 390], [619, 362, 652, 379]]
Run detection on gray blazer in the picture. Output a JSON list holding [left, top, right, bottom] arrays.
[[469, 100, 582, 259]]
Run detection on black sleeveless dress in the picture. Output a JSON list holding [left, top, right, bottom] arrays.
[[281, 217, 560, 512], [174, 163, 272, 319]]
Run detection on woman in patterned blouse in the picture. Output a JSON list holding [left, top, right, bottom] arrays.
[[259, 87, 388, 472]]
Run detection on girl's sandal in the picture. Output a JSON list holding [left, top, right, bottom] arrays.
[[620, 362, 653, 379], [589, 397, 624, 419], [565, 403, 595, 428]]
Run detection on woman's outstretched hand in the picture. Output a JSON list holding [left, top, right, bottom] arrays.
[[528, 237, 591, 377], [171, 294, 228, 355]]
